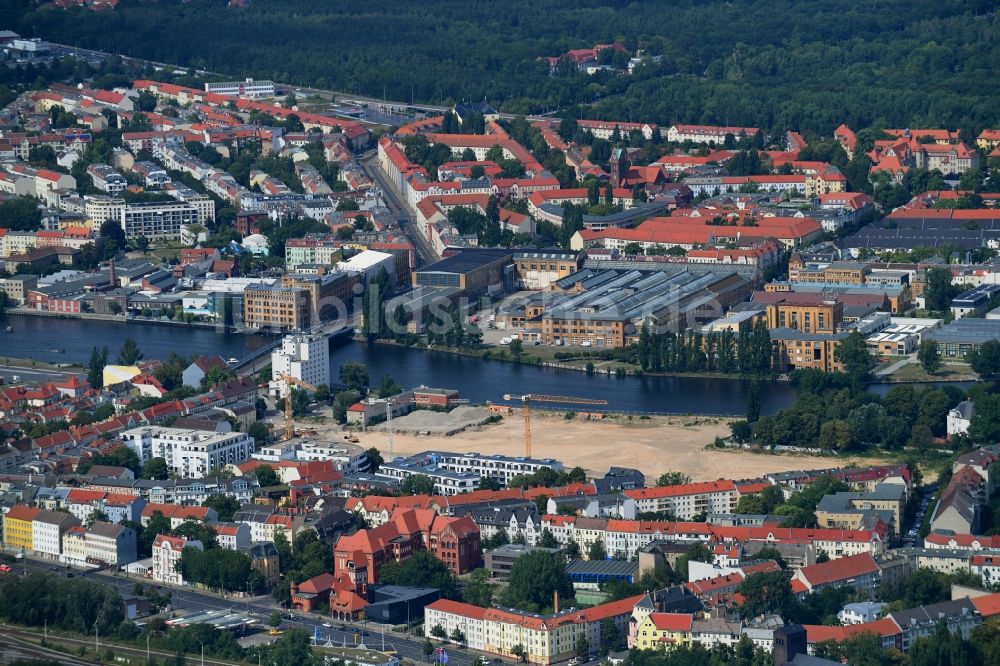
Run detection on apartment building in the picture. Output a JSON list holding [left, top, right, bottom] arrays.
[[764, 296, 842, 334], [624, 481, 738, 520], [84, 195, 125, 225], [152, 534, 202, 585], [87, 163, 127, 194], [665, 124, 760, 145], [120, 201, 199, 240], [791, 552, 881, 596], [769, 328, 849, 373], [269, 333, 331, 398], [85, 521, 138, 566], [121, 426, 254, 479], [242, 283, 311, 331], [32, 509, 80, 560], [2, 504, 40, 552], [424, 594, 641, 665], [405, 451, 564, 486]]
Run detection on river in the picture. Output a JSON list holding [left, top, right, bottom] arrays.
[[3, 315, 802, 415]]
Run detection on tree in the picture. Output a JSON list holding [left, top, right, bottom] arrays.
[[737, 570, 796, 620], [400, 474, 436, 495], [142, 457, 169, 480], [313, 384, 331, 404], [332, 390, 361, 424], [377, 374, 402, 398], [430, 624, 448, 640], [380, 551, 457, 598], [88, 345, 109, 389], [918, 339, 941, 375], [364, 447, 384, 473], [117, 338, 144, 365], [339, 361, 369, 392], [835, 331, 874, 386], [509, 338, 523, 360], [969, 339, 1000, 377], [970, 393, 1000, 444], [253, 465, 281, 488], [511, 645, 526, 663], [588, 538, 607, 561], [268, 611, 282, 629], [600, 618, 624, 654], [463, 568, 494, 607], [656, 472, 692, 487], [575, 636, 589, 658], [422, 640, 435, 661], [539, 528, 559, 549], [449, 627, 466, 646], [248, 421, 270, 448], [477, 476, 502, 491], [203, 494, 241, 523], [0, 197, 42, 231], [564, 539, 581, 560], [501, 550, 574, 612], [924, 268, 954, 312]]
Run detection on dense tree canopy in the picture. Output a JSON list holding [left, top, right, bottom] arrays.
[[7, 0, 1000, 135]]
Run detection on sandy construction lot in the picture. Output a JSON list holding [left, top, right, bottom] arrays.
[[355, 412, 886, 481]]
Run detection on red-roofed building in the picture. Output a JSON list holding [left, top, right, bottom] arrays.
[[802, 618, 901, 652], [152, 533, 202, 585], [334, 507, 480, 580], [625, 481, 738, 519], [425, 593, 642, 663], [141, 503, 217, 528], [792, 552, 880, 594]]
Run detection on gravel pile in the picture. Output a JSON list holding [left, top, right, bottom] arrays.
[[378, 405, 493, 435]]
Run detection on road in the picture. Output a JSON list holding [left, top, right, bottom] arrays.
[[361, 154, 439, 267], [10, 558, 482, 666], [0, 362, 81, 385]]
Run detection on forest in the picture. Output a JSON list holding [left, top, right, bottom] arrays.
[[4, 0, 999, 136]]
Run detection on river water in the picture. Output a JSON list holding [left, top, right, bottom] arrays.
[[3, 315, 802, 415]]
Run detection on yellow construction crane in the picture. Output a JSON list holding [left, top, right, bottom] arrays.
[[502, 393, 608, 458], [280, 373, 319, 441]]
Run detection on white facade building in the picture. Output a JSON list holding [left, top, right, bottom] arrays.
[[269, 333, 330, 398], [86, 522, 138, 566], [152, 534, 202, 585], [120, 201, 199, 240], [32, 509, 79, 560], [204, 78, 275, 99], [121, 426, 255, 479]]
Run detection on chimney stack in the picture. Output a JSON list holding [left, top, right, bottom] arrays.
[[554, 590, 560, 613], [108, 258, 117, 288]]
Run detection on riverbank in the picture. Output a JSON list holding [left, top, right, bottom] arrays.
[[358, 411, 888, 480], [359, 336, 749, 380], [7, 308, 237, 332]]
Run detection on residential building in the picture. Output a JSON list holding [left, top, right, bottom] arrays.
[[485, 544, 561, 580], [334, 508, 481, 580], [152, 533, 202, 585], [269, 333, 330, 398], [121, 427, 254, 479], [32, 509, 80, 560], [947, 401, 974, 437], [120, 201, 199, 240], [242, 283, 311, 331], [61, 525, 88, 564], [624, 481, 738, 520], [791, 553, 881, 596], [424, 594, 642, 665], [2, 504, 40, 553], [209, 521, 251, 550], [86, 521, 137, 566], [838, 601, 887, 625], [632, 612, 694, 650]]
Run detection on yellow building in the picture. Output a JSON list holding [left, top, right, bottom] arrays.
[[633, 613, 694, 651], [3, 504, 41, 552], [770, 330, 848, 373], [765, 298, 843, 334]]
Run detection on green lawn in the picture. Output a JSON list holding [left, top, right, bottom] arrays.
[[887, 361, 977, 382]]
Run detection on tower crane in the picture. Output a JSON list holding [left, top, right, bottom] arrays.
[[502, 393, 608, 458], [279, 373, 319, 441]]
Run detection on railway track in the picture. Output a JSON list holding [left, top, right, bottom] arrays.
[[0, 626, 239, 666]]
